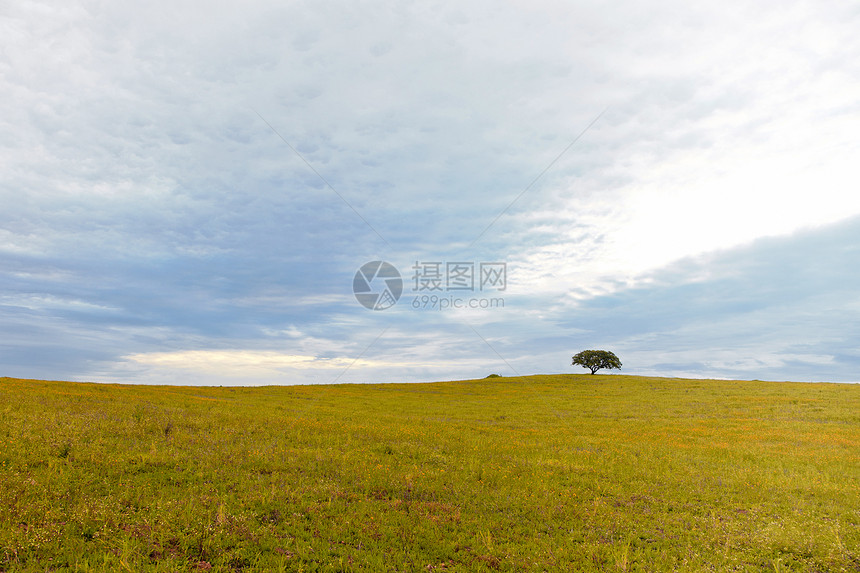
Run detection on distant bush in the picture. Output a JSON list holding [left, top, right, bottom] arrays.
[[485, 374, 502, 378]]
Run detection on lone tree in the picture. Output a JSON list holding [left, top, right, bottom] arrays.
[[572, 350, 622, 374]]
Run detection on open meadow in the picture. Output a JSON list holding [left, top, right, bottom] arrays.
[[0, 374, 858, 572]]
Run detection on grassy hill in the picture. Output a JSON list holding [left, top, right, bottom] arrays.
[[1, 374, 858, 572]]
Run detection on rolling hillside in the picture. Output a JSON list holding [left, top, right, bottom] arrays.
[[1, 374, 858, 571]]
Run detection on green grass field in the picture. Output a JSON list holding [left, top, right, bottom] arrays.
[[1, 374, 858, 572]]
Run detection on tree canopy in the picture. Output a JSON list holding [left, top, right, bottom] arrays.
[[572, 350, 622, 375]]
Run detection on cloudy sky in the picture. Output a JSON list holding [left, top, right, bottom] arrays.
[[3, 0, 860, 385]]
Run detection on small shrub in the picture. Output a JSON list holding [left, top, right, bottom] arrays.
[[58, 442, 72, 458]]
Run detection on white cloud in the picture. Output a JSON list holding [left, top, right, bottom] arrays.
[[125, 349, 397, 374]]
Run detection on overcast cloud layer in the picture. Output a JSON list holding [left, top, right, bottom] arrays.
[[2, 0, 859, 385]]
